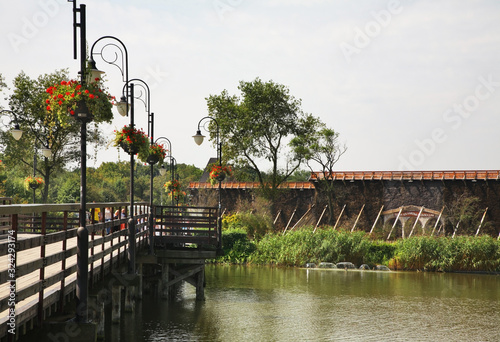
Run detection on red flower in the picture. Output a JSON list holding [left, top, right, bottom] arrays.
[[47, 105, 51, 111], [70, 110, 75, 116]]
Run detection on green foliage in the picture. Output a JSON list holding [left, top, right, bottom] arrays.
[[390, 235, 500, 272], [44, 78, 113, 127], [214, 223, 500, 272], [222, 211, 273, 240], [0, 70, 109, 202], [206, 78, 324, 199], [249, 227, 377, 266], [216, 228, 256, 264], [292, 127, 346, 225], [445, 194, 482, 235], [287, 169, 311, 182]]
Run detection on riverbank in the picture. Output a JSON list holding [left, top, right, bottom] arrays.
[[215, 227, 500, 273]]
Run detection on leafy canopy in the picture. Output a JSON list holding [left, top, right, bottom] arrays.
[[206, 78, 323, 194]]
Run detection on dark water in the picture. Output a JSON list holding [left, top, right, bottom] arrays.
[[111, 265, 499, 342]]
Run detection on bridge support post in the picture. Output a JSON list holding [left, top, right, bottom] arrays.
[[111, 286, 122, 324], [196, 266, 205, 301], [161, 263, 170, 299], [137, 263, 143, 300], [88, 295, 105, 339], [124, 286, 136, 312]]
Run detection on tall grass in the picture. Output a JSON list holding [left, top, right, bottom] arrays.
[[215, 224, 500, 272], [249, 227, 394, 267], [391, 235, 500, 272]]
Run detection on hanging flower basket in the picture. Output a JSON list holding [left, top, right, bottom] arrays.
[[113, 125, 150, 157], [145, 143, 167, 165], [24, 176, 44, 191], [164, 180, 186, 202], [45, 77, 114, 126], [209, 165, 232, 185]]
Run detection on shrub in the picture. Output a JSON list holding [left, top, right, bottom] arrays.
[[217, 228, 256, 264], [222, 211, 273, 240]]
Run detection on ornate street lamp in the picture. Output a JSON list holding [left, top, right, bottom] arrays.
[[124, 78, 157, 255], [90, 37, 157, 271], [90, 36, 137, 272], [193, 116, 222, 250], [0, 110, 23, 141]]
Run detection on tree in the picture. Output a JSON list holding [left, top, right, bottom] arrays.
[[206, 78, 322, 201], [292, 128, 346, 225], [0, 73, 6, 90], [0, 70, 111, 203]]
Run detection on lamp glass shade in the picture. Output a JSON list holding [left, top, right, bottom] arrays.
[[117, 96, 129, 117], [88, 59, 105, 82], [193, 131, 205, 146], [11, 124, 23, 140], [41, 148, 52, 158], [159, 165, 167, 176]]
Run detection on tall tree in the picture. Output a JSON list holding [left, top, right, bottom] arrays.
[[292, 128, 346, 225], [0, 70, 111, 203], [206, 78, 322, 200], [0, 74, 6, 90]]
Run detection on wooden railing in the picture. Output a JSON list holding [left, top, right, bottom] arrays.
[[0, 202, 149, 338], [153, 206, 220, 248]]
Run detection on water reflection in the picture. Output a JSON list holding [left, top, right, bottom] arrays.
[[112, 266, 499, 341]]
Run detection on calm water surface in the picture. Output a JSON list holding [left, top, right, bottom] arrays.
[[112, 265, 499, 342]]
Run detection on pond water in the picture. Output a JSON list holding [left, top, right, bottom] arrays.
[[111, 265, 499, 341]]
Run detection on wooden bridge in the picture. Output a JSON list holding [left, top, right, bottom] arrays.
[[0, 201, 219, 341]]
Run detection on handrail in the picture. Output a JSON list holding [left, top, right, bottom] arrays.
[[0, 201, 150, 338]]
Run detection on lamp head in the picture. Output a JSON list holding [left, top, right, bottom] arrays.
[[193, 130, 205, 146], [11, 123, 23, 141], [159, 164, 167, 176], [117, 96, 129, 117], [41, 147, 52, 159], [88, 58, 105, 83]]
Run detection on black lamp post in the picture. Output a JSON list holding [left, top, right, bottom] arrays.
[[125, 78, 158, 255], [69, 0, 92, 323], [193, 116, 222, 250]]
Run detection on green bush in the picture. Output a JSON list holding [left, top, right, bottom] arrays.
[[217, 228, 256, 264], [222, 211, 273, 240]]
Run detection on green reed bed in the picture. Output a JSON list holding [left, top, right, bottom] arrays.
[[248, 227, 393, 267], [216, 225, 500, 272], [391, 235, 500, 272]]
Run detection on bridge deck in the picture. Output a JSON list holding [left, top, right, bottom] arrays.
[[0, 203, 219, 339]]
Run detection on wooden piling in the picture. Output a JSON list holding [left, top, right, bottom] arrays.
[[111, 286, 121, 324]]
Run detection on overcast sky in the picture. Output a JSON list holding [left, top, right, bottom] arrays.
[[2, 0, 500, 172]]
